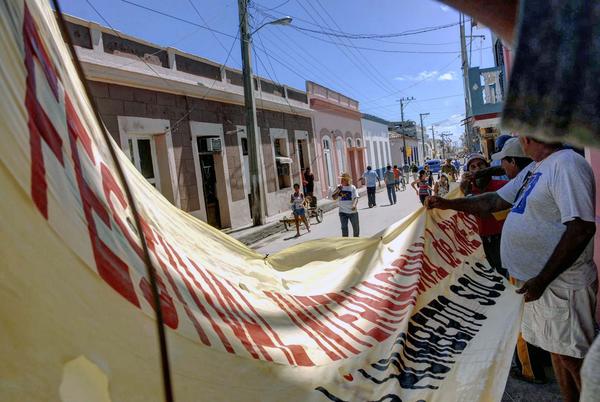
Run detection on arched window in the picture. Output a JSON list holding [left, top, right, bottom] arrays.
[[323, 138, 330, 150], [355, 138, 362, 147], [347, 137, 353, 147]]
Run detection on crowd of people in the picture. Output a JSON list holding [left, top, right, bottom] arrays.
[[286, 0, 600, 399], [290, 136, 598, 401], [427, 137, 597, 402]]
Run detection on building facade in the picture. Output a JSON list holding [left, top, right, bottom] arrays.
[[361, 114, 392, 176], [388, 121, 422, 167], [307, 82, 365, 196], [66, 15, 317, 230]]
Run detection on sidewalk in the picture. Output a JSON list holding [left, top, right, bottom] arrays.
[[224, 186, 376, 246]]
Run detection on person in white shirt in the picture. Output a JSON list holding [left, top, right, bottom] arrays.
[[332, 172, 360, 237], [362, 166, 380, 208]]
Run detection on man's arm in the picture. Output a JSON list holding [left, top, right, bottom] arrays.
[[517, 219, 596, 302], [438, 1, 518, 43], [426, 192, 512, 215]]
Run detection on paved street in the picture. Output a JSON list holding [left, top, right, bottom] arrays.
[[252, 185, 422, 254], [250, 184, 562, 402]]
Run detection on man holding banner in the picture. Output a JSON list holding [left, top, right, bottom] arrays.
[[427, 137, 597, 402]]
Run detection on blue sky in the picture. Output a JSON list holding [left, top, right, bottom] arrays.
[[59, 0, 495, 142]]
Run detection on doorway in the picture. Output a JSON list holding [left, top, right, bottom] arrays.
[[197, 137, 221, 228]]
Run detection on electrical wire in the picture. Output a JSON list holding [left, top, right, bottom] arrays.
[[295, 0, 394, 96], [313, 0, 398, 94]]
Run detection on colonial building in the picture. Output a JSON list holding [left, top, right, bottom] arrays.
[[388, 121, 423, 166], [361, 114, 392, 177], [307, 82, 365, 196], [65, 15, 317, 230]]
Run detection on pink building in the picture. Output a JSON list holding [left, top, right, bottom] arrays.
[[306, 81, 366, 198]]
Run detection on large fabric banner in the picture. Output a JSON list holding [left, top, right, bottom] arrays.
[[0, 1, 522, 401]]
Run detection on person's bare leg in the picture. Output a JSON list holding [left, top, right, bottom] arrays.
[[551, 353, 584, 402], [302, 216, 310, 232], [294, 215, 301, 237]]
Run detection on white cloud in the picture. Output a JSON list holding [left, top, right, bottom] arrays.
[[434, 113, 465, 136], [440, 5, 450, 12], [394, 70, 439, 81], [438, 71, 457, 81]]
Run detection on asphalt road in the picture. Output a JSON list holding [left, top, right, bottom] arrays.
[[251, 184, 422, 254]]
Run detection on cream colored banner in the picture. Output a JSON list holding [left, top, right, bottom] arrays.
[[0, 1, 522, 401]]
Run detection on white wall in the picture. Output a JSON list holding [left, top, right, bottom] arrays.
[[361, 117, 391, 172]]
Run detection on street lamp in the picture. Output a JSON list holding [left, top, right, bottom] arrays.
[[251, 16, 293, 35], [238, 0, 292, 226]]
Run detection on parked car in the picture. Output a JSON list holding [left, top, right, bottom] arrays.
[[418, 159, 442, 173]]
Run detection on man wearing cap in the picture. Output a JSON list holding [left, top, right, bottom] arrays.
[[458, 153, 509, 276], [331, 172, 360, 237], [427, 137, 597, 402], [441, 158, 458, 181], [464, 138, 549, 384], [362, 166, 380, 208], [464, 137, 533, 182]]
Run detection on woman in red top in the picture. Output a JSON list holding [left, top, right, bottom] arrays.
[[461, 154, 508, 277]]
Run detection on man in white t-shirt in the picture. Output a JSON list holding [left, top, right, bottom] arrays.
[[332, 172, 360, 237], [426, 137, 597, 402]]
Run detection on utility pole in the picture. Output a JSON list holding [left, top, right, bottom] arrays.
[[430, 125, 436, 158], [419, 112, 429, 164], [237, 5, 291, 226], [238, 0, 264, 226], [397, 97, 414, 166], [459, 13, 472, 153], [441, 132, 453, 159]]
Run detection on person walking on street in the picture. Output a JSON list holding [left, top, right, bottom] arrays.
[[303, 167, 315, 207], [290, 183, 310, 237], [393, 165, 401, 191], [410, 163, 418, 181], [411, 170, 432, 205], [423, 164, 434, 187], [362, 165, 380, 208], [303, 167, 314, 197], [331, 172, 360, 237], [427, 137, 597, 402], [384, 165, 397, 205], [441, 158, 458, 181]]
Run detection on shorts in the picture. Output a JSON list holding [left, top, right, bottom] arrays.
[[293, 208, 305, 217], [516, 279, 597, 358]]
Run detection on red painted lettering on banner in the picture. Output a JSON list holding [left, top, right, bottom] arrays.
[[23, 6, 63, 219]]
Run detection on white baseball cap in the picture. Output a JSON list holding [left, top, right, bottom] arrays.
[[491, 137, 527, 160]]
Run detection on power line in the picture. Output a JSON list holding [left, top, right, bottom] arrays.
[[187, 0, 239, 64], [252, 3, 465, 39], [295, 0, 394, 96], [293, 28, 485, 54], [313, 0, 398, 93], [292, 20, 462, 39], [121, 0, 237, 39], [361, 94, 463, 111]]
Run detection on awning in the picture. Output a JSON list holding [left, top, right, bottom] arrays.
[[275, 156, 293, 164]]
